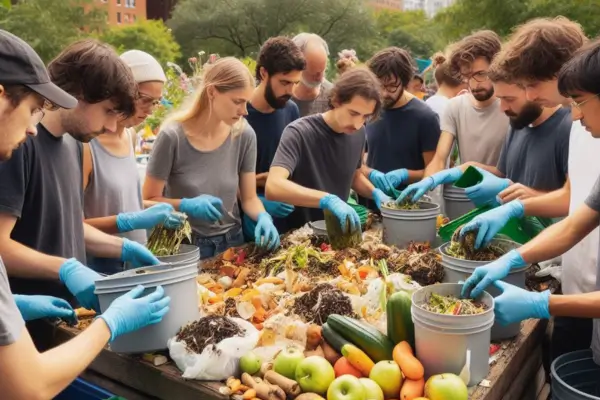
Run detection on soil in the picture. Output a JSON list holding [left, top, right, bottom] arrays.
[[175, 315, 245, 354], [293, 283, 355, 325]]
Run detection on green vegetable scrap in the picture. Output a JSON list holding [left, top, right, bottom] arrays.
[[261, 241, 333, 276], [147, 212, 192, 256], [446, 225, 505, 261], [324, 209, 362, 250], [383, 199, 421, 210], [422, 293, 488, 315]]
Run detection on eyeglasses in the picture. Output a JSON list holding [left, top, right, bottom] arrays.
[[136, 93, 163, 108], [570, 93, 600, 111], [462, 71, 489, 83], [31, 108, 45, 125], [381, 81, 402, 93]]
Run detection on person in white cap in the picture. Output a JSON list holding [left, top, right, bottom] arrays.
[[82, 50, 184, 274]]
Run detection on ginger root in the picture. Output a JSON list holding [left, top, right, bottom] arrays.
[[259, 362, 273, 378], [305, 324, 322, 350], [241, 373, 285, 400], [304, 345, 324, 358], [295, 394, 326, 400], [264, 370, 301, 397]]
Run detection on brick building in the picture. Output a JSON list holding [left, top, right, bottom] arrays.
[[367, 0, 403, 10], [96, 0, 147, 25]]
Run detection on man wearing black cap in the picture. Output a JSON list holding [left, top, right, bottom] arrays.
[[0, 30, 171, 399]]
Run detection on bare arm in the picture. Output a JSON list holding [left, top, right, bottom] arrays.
[[142, 175, 182, 209], [550, 291, 600, 318], [83, 222, 124, 259], [0, 214, 65, 279], [424, 131, 455, 176], [0, 321, 111, 400], [351, 169, 376, 199], [256, 172, 269, 188], [520, 177, 571, 218], [239, 171, 266, 220], [265, 166, 327, 208]]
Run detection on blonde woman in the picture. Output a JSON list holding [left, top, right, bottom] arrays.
[[143, 57, 280, 259]]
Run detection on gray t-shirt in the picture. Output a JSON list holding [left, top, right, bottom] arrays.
[[0, 258, 24, 346], [497, 107, 571, 191], [292, 80, 334, 117], [583, 177, 600, 364], [147, 122, 257, 237], [441, 95, 509, 166], [271, 114, 365, 230]]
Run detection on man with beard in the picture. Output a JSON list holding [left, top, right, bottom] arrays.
[[244, 37, 305, 238], [0, 39, 159, 310], [398, 30, 510, 204], [362, 47, 440, 200], [291, 33, 334, 116]]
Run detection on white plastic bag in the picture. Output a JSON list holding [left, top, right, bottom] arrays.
[[168, 317, 260, 381]]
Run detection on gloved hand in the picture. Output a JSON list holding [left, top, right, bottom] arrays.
[[259, 195, 294, 218], [492, 281, 550, 326], [254, 212, 281, 251], [121, 238, 160, 267], [116, 203, 185, 232], [464, 168, 511, 207], [319, 194, 361, 234], [369, 170, 395, 196], [242, 213, 257, 240], [460, 200, 525, 249], [372, 188, 392, 210], [13, 294, 76, 323], [59, 258, 103, 312], [385, 169, 409, 189], [461, 249, 526, 298], [98, 285, 170, 341], [180, 195, 223, 222], [397, 167, 463, 203]]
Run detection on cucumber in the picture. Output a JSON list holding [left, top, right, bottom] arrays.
[[327, 314, 394, 362], [387, 290, 415, 347], [322, 322, 350, 352]]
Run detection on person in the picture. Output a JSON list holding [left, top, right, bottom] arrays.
[[461, 39, 600, 373], [0, 30, 170, 400], [406, 74, 426, 100], [265, 67, 391, 232], [0, 38, 159, 310], [143, 57, 280, 259], [83, 50, 184, 274], [362, 47, 441, 200], [458, 18, 593, 363], [291, 33, 334, 116], [336, 49, 358, 75], [425, 52, 467, 118], [244, 37, 304, 238], [397, 30, 509, 202]]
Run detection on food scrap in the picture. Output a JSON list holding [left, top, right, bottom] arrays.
[[293, 284, 355, 324], [421, 293, 488, 315], [175, 315, 245, 354]]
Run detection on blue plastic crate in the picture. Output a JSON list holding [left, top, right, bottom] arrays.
[[55, 377, 116, 400]]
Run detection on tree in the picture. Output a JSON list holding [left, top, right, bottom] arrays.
[[0, 0, 106, 62], [387, 28, 434, 59], [100, 20, 181, 66]]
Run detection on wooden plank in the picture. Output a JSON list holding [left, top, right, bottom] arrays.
[[501, 343, 541, 400]]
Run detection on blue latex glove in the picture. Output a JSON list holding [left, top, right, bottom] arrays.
[[13, 294, 76, 323], [372, 188, 392, 210], [384, 169, 409, 189], [180, 195, 223, 222], [460, 200, 525, 249], [116, 203, 185, 232], [461, 249, 527, 298], [319, 194, 361, 234], [369, 170, 395, 196], [254, 212, 281, 251], [121, 238, 160, 267], [98, 285, 170, 341], [59, 258, 103, 312], [492, 281, 550, 326], [397, 167, 463, 203], [464, 168, 510, 207], [259, 195, 295, 218]]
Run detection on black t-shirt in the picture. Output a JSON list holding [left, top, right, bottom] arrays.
[[0, 125, 86, 299], [270, 114, 365, 230]]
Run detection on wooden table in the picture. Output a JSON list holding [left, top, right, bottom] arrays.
[[36, 317, 548, 400]]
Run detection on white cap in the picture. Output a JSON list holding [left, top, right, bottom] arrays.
[[120, 50, 166, 83]]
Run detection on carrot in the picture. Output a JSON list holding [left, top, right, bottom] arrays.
[[400, 378, 424, 400], [393, 341, 424, 380]]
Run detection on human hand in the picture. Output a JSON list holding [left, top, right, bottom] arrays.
[[116, 203, 185, 232], [13, 294, 76, 324], [396, 178, 434, 203], [460, 200, 525, 249], [121, 238, 160, 267], [497, 183, 541, 204], [254, 212, 281, 251], [319, 194, 361, 234], [258, 195, 295, 218], [368, 170, 395, 196], [372, 188, 392, 210], [180, 195, 223, 222], [59, 258, 102, 312], [492, 281, 550, 325], [464, 168, 510, 207], [384, 169, 409, 189], [461, 249, 526, 298]]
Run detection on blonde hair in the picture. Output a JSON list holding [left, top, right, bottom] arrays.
[[165, 57, 255, 137], [336, 49, 359, 75]]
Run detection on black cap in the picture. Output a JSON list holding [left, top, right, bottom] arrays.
[[0, 30, 77, 109]]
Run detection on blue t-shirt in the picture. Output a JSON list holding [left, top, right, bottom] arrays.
[[246, 101, 300, 175], [366, 98, 441, 175]]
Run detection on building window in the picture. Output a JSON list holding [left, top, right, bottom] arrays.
[[117, 12, 121, 23], [124, 13, 129, 23], [116, 0, 121, 6]]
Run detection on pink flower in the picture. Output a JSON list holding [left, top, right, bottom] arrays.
[[189, 57, 198, 63]]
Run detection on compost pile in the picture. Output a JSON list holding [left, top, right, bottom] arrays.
[[324, 209, 362, 250], [383, 199, 421, 210], [526, 263, 562, 293], [147, 212, 192, 256], [446, 225, 505, 261], [293, 284, 355, 324], [422, 293, 488, 315], [386, 242, 444, 285], [176, 315, 245, 354]]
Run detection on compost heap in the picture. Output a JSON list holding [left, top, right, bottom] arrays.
[[293, 283, 355, 324], [383, 198, 421, 210], [422, 293, 488, 315], [175, 315, 245, 354], [446, 225, 505, 261]]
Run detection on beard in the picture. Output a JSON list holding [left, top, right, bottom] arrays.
[[383, 88, 403, 109], [62, 112, 106, 143], [301, 75, 323, 89], [265, 79, 291, 109], [506, 102, 544, 129], [470, 86, 495, 101]]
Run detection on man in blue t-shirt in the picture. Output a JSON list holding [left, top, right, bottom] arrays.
[[362, 47, 441, 201], [244, 37, 305, 237]]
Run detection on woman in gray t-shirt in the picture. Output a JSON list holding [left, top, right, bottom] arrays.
[[143, 57, 280, 259]]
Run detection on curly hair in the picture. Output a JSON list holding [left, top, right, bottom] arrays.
[[494, 17, 587, 82], [255, 36, 306, 81], [447, 30, 502, 77], [367, 47, 415, 87]]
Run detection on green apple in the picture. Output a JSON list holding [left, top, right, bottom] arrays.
[[295, 355, 336, 395], [359, 378, 384, 400], [239, 351, 262, 375], [369, 361, 402, 399], [425, 373, 468, 400], [273, 346, 305, 379], [327, 375, 366, 400]]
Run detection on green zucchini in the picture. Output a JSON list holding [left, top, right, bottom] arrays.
[[387, 290, 414, 347], [327, 314, 394, 362], [322, 323, 350, 353]]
